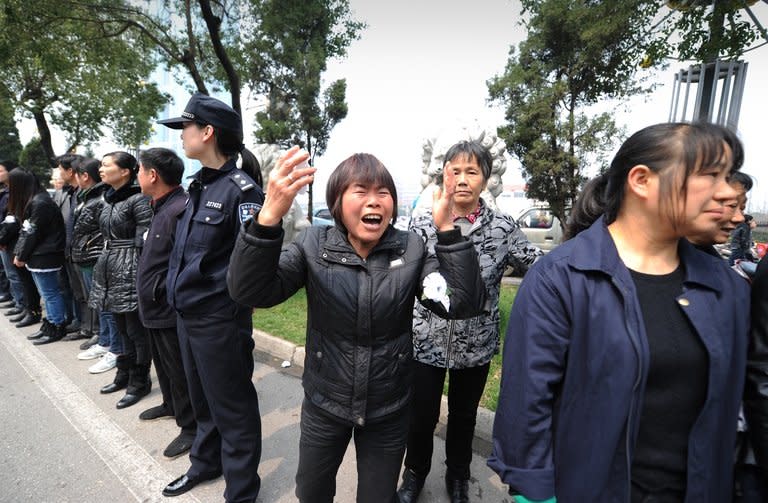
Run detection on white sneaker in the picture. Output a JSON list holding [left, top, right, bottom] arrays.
[[88, 352, 117, 374], [77, 344, 109, 361]]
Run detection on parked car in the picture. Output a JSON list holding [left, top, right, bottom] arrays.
[[516, 206, 563, 253], [311, 206, 334, 227]]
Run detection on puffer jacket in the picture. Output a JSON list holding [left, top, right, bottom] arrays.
[[410, 199, 542, 368], [14, 191, 65, 269], [88, 183, 151, 313], [228, 219, 486, 427], [70, 182, 109, 265]]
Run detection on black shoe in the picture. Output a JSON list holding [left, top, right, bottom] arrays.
[[4, 306, 24, 316], [64, 319, 81, 334], [445, 476, 469, 503], [62, 329, 90, 342], [100, 381, 127, 394], [15, 311, 41, 328], [163, 432, 195, 458], [397, 468, 426, 503], [139, 404, 173, 421], [9, 310, 27, 322], [101, 368, 129, 394], [26, 319, 51, 340], [33, 323, 67, 345], [0, 293, 12, 303], [116, 385, 151, 409], [162, 471, 222, 497], [80, 333, 99, 350], [0, 300, 16, 308]]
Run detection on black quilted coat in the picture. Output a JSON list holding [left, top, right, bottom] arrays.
[[228, 220, 486, 426], [70, 182, 109, 266], [88, 183, 151, 313]]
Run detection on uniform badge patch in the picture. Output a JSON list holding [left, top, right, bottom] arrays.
[[238, 202, 261, 223]]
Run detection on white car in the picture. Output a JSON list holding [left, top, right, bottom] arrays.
[[516, 206, 563, 253]]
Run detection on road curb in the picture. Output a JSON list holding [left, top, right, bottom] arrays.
[[251, 328, 495, 457]]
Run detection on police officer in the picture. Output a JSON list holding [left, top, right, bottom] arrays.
[[157, 93, 264, 503]]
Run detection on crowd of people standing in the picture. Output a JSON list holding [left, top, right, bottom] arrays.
[[1, 93, 766, 503]]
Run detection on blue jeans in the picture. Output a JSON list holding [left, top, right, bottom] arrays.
[[80, 266, 121, 353], [0, 249, 24, 308], [30, 269, 66, 325]]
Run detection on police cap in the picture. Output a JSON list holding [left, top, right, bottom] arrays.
[[157, 93, 243, 136]]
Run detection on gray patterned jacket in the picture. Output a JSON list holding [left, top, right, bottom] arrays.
[[410, 199, 543, 368]]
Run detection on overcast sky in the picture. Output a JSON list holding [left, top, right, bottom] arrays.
[[312, 0, 768, 210]]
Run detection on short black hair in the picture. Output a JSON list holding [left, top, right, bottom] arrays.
[[443, 140, 493, 180], [326, 153, 398, 229], [730, 171, 753, 192], [75, 158, 101, 182], [57, 153, 83, 171], [139, 148, 184, 186]]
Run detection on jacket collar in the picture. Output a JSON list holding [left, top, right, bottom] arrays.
[[104, 182, 140, 204], [151, 185, 184, 212], [324, 225, 406, 256], [568, 216, 722, 292], [189, 158, 237, 184]]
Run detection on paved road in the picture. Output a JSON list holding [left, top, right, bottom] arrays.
[[0, 314, 510, 502]]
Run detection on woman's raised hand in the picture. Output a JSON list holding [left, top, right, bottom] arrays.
[[431, 162, 457, 232], [257, 146, 316, 226]]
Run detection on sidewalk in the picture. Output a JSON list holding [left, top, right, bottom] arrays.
[[0, 314, 510, 502]]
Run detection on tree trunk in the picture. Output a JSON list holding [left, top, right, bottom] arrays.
[[197, 0, 241, 114], [183, 0, 209, 95], [32, 108, 56, 168], [306, 133, 314, 223]]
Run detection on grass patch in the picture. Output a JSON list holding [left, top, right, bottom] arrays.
[[252, 284, 519, 412], [252, 288, 308, 346]]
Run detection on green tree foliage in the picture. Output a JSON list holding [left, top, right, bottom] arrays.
[[19, 137, 52, 182], [0, 87, 22, 163], [245, 0, 363, 214], [651, 0, 761, 64], [59, 0, 247, 113], [489, 0, 763, 229], [489, 0, 656, 228], [0, 0, 168, 164]]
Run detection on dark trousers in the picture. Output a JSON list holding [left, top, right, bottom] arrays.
[[68, 261, 97, 333], [113, 311, 150, 366], [295, 398, 409, 503], [17, 265, 40, 312], [176, 305, 261, 503], [734, 464, 768, 503], [57, 261, 79, 323], [147, 326, 195, 433], [404, 361, 490, 481]]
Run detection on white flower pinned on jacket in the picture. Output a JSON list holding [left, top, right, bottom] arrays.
[[422, 272, 451, 311]]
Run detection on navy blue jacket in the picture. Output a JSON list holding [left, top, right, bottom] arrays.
[[137, 186, 187, 329], [488, 217, 750, 502], [167, 160, 263, 316]]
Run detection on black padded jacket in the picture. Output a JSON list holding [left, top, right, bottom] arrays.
[[88, 183, 152, 313], [227, 219, 486, 427], [70, 182, 109, 266]]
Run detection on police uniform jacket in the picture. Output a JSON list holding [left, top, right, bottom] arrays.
[[167, 159, 263, 316], [227, 219, 486, 427], [14, 191, 65, 269], [89, 183, 152, 313], [137, 186, 186, 329], [70, 182, 108, 266]]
